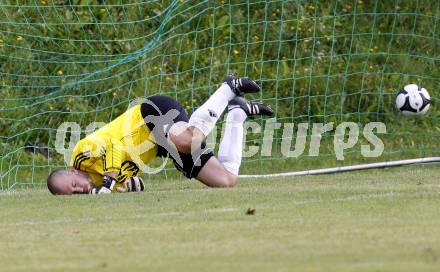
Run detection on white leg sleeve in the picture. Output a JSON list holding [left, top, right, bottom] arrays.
[[188, 83, 235, 136], [218, 108, 247, 176]]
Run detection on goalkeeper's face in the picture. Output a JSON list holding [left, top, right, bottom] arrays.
[[47, 168, 93, 195]]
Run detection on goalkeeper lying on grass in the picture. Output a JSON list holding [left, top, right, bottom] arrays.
[[47, 76, 273, 195]]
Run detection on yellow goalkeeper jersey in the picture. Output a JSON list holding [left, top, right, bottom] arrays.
[[70, 104, 158, 187]]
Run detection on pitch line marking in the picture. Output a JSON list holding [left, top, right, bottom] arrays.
[[0, 207, 240, 227], [1, 191, 439, 227]]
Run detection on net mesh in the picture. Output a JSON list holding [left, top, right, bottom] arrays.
[[0, 0, 439, 189]]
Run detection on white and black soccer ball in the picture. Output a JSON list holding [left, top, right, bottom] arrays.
[[396, 84, 430, 116]]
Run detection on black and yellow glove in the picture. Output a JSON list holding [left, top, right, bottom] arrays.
[[89, 175, 116, 195], [117, 177, 145, 193]]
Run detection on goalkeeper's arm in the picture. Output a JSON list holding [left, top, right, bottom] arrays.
[[90, 137, 145, 194], [90, 176, 145, 194], [102, 138, 124, 175]]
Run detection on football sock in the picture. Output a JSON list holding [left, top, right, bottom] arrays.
[[188, 83, 235, 136], [218, 108, 247, 176]]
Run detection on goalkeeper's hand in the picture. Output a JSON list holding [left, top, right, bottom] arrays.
[[89, 175, 116, 195], [117, 177, 145, 193]]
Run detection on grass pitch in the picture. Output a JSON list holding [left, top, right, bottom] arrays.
[[1, 165, 440, 272]]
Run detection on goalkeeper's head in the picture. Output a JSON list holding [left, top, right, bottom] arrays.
[[47, 168, 93, 195]]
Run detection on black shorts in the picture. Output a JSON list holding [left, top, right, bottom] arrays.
[[140, 95, 214, 179]]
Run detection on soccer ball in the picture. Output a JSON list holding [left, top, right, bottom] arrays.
[[396, 84, 430, 116]]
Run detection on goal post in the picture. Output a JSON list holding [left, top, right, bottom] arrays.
[[0, 0, 439, 189]]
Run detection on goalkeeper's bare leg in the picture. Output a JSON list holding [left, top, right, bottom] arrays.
[[168, 79, 273, 187]]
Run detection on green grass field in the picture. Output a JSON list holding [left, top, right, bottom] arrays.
[[0, 1, 439, 271], [1, 164, 440, 272]]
